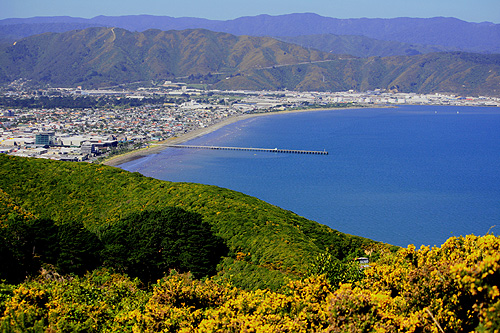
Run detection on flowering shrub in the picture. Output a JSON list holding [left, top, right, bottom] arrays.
[[1, 234, 499, 332], [350, 234, 500, 332]]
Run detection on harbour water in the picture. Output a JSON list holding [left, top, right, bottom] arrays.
[[119, 105, 500, 247]]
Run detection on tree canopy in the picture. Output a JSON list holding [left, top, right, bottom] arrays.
[[100, 208, 227, 282]]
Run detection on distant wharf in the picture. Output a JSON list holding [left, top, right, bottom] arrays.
[[163, 144, 328, 155]]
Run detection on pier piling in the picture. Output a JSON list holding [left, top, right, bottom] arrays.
[[162, 144, 328, 155]]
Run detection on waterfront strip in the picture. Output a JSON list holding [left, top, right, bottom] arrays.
[[102, 108, 341, 166]]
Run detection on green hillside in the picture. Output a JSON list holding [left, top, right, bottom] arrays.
[[0, 154, 381, 289], [1, 156, 499, 332]]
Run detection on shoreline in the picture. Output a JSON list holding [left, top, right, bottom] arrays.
[[102, 106, 358, 167]]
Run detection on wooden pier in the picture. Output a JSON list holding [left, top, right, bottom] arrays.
[[164, 144, 328, 155]]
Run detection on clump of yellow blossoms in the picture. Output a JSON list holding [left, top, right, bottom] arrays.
[[1, 234, 499, 332]]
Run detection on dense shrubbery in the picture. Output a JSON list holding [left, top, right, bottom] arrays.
[[356, 234, 500, 332], [0, 156, 499, 331], [0, 155, 380, 289], [307, 249, 366, 288], [0, 188, 226, 285], [0, 269, 149, 332], [0, 189, 100, 282], [1, 234, 498, 332], [100, 208, 227, 282]]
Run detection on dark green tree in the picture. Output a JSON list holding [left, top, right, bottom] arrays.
[[100, 207, 227, 283], [0, 215, 24, 283], [56, 221, 102, 275], [0, 214, 61, 283]]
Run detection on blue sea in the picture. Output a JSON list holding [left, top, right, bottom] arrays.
[[119, 105, 500, 247]]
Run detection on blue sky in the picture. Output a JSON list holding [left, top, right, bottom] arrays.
[[2, 0, 499, 23]]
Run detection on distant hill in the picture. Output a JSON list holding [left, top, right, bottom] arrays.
[[0, 22, 101, 44], [1, 14, 499, 54], [1, 27, 499, 96], [224, 52, 500, 96], [220, 14, 500, 54], [277, 34, 453, 58], [0, 27, 337, 87]]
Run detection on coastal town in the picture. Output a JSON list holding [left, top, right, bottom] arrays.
[[1, 83, 499, 163]]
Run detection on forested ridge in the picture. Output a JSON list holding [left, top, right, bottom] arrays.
[[0, 154, 498, 332]]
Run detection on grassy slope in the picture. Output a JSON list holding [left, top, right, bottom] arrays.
[[0, 155, 380, 283]]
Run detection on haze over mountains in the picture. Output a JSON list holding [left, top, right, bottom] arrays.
[[1, 13, 499, 54], [0, 13, 499, 96]]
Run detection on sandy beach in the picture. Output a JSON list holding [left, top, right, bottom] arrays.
[[102, 107, 353, 167]]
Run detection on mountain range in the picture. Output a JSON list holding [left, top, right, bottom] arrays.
[[276, 34, 453, 58], [1, 14, 499, 54], [0, 13, 499, 96], [1, 26, 499, 96]]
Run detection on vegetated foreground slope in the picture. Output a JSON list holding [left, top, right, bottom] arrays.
[[0, 233, 498, 331], [1, 155, 499, 332], [1, 27, 500, 96], [0, 155, 379, 288]]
